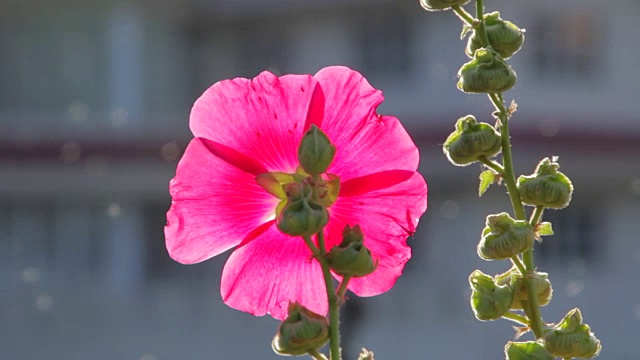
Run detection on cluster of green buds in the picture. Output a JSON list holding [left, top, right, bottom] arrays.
[[421, 0, 601, 358], [271, 125, 338, 237]]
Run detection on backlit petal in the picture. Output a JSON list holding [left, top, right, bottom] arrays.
[[165, 138, 279, 264], [221, 224, 327, 320]]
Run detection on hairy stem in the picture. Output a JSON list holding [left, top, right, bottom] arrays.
[[317, 231, 341, 360], [308, 349, 329, 360]]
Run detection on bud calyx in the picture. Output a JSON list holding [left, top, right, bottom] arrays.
[[419, 0, 470, 12], [543, 308, 601, 358], [298, 124, 336, 176], [467, 12, 525, 59], [469, 270, 514, 321], [327, 225, 377, 277], [443, 115, 502, 166], [458, 47, 517, 93], [477, 212, 535, 260], [517, 157, 573, 209], [272, 302, 330, 356]]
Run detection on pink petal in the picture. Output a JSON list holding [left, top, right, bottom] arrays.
[[221, 224, 327, 320], [326, 172, 428, 296], [313, 68, 419, 180], [189, 71, 323, 173], [165, 138, 279, 264]]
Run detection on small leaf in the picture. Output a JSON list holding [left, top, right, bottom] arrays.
[[460, 24, 472, 40], [537, 222, 554, 236], [479, 170, 496, 197]]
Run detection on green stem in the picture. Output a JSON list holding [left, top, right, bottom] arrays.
[[510, 255, 526, 275], [488, 80, 544, 339], [451, 5, 475, 25], [488, 93, 526, 221], [317, 231, 341, 360], [475, 0, 491, 46], [308, 349, 329, 360], [478, 155, 504, 174], [530, 205, 545, 227], [336, 276, 352, 302], [502, 311, 530, 326]]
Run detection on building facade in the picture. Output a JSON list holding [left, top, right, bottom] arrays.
[[1, 0, 639, 358]]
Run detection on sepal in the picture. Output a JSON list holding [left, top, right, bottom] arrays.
[[505, 341, 553, 360], [466, 12, 525, 59], [419, 0, 470, 12], [443, 115, 502, 166], [298, 124, 336, 176], [517, 157, 573, 209], [469, 270, 514, 321], [458, 47, 517, 93], [272, 302, 330, 356], [327, 225, 377, 277], [543, 308, 601, 358], [477, 212, 535, 261]]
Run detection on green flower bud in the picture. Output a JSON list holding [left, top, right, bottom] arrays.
[[298, 124, 336, 176], [327, 225, 376, 277], [419, 0, 470, 12], [505, 341, 553, 360], [277, 181, 329, 237], [443, 115, 502, 166], [272, 302, 330, 356], [496, 268, 553, 310], [466, 12, 525, 59], [517, 157, 573, 209], [469, 270, 514, 321], [457, 47, 517, 93], [543, 308, 602, 358], [477, 212, 535, 261]]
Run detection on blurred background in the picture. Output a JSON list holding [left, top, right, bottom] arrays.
[[1, 0, 639, 358]]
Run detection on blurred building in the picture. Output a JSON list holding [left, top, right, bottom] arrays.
[[1, 0, 639, 359]]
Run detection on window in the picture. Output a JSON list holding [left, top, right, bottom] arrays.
[[236, 19, 290, 77], [530, 11, 600, 81], [536, 203, 604, 267], [357, 6, 413, 82]]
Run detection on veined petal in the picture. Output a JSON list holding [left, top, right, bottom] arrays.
[[165, 138, 279, 264], [314, 67, 418, 180], [190, 71, 322, 173], [221, 224, 327, 320], [327, 172, 428, 296]]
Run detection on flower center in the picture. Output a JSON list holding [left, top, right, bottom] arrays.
[[256, 167, 341, 219]]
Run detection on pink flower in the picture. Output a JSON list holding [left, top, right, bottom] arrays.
[[165, 66, 428, 320]]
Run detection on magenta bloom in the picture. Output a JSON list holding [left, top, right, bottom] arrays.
[[165, 66, 428, 320]]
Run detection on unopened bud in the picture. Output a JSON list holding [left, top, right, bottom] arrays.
[[469, 270, 514, 321], [505, 341, 553, 360], [458, 47, 517, 93], [477, 212, 534, 261], [277, 182, 329, 237], [467, 12, 525, 59], [543, 308, 601, 358], [443, 115, 502, 166], [272, 302, 330, 356], [358, 348, 375, 360], [496, 268, 553, 310], [419, 0, 470, 12], [517, 157, 573, 209], [327, 225, 376, 277], [298, 125, 336, 176]]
